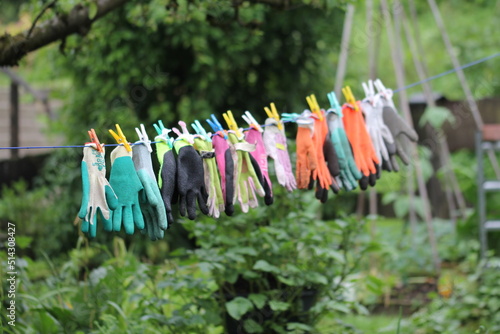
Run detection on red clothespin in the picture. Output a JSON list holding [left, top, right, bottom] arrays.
[[87, 128, 104, 152]]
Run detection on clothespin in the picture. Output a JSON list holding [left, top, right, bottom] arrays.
[[206, 114, 227, 139], [306, 94, 323, 120], [327, 92, 342, 116], [173, 121, 195, 144], [282, 111, 314, 125], [86, 128, 104, 152], [109, 124, 132, 152], [374, 79, 393, 100], [153, 120, 173, 148], [191, 120, 212, 142], [264, 102, 283, 130], [242, 111, 263, 132], [222, 110, 243, 138], [134, 123, 152, 153], [342, 86, 359, 111]]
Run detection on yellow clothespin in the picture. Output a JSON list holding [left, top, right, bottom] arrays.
[[264, 102, 283, 130], [109, 124, 132, 152], [306, 94, 323, 120], [222, 110, 243, 138], [342, 86, 359, 111]]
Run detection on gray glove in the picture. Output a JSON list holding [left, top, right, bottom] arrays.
[[382, 106, 419, 165], [133, 143, 168, 240]]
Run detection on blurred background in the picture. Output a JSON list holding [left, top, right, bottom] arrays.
[[1, 0, 500, 333]]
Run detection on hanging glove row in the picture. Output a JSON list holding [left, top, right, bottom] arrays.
[[77, 79, 418, 239]]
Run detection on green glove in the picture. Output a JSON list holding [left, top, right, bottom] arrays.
[[78, 146, 118, 238], [155, 139, 178, 224], [326, 110, 362, 191], [109, 146, 145, 234], [228, 132, 265, 213], [194, 137, 224, 218], [133, 143, 168, 240]]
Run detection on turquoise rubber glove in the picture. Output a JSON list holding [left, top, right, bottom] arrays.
[[326, 109, 362, 191], [109, 146, 145, 234], [78, 146, 118, 238], [133, 143, 168, 240], [228, 132, 265, 213]]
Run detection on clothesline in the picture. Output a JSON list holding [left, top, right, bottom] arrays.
[[1, 51, 499, 151]]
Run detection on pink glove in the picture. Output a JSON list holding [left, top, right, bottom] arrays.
[[263, 118, 296, 192], [212, 133, 237, 216], [245, 128, 273, 205]]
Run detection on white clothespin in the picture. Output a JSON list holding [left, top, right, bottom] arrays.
[[135, 123, 153, 152], [242, 111, 263, 132]]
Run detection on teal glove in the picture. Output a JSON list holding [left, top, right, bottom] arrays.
[[133, 143, 168, 240], [109, 146, 145, 234], [78, 146, 118, 238], [326, 110, 362, 191]]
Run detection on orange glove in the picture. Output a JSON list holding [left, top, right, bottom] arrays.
[[311, 112, 339, 202], [296, 123, 317, 189], [342, 103, 380, 186]]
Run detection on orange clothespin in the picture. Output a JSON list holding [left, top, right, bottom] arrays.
[[109, 124, 132, 152], [87, 128, 104, 152], [306, 94, 323, 120], [264, 102, 283, 130], [223, 110, 243, 138], [342, 86, 359, 111]]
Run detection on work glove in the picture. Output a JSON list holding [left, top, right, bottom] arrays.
[[311, 113, 339, 202], [109, 145, 145, 234], [174, 139, 209, 220], [245, 128, 273, 205], [263, 118, 296, 192], [326, 110, 362, 191], [228, 132, 265, 213], [295, 119, 317, 189], [78, 145, 118, 238], [342, 103, 380, 190], [194, 137, 225, 218], [212, 134, 237, 216], [133, 143, 168, 240], [155, 139, 178, 224], [382, 106, 419, 166], [361, 99, 396, 171]]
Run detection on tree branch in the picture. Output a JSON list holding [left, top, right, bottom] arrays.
[[0, 0, 131, 66]]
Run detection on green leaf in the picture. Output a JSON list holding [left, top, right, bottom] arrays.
[[244, 319, 264, 333], [16, 236, 33, 249], [308, 272, 328, 285], [419, 106, 455, 129], [248, 293, 267, 309], [225, 297, 254, 320], [253, 260, 279, 274], [269, 300, 290, 312], [286, 322, 313, 331], [88, 1, 98, 20]]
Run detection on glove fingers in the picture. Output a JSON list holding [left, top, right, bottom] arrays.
[[359, 175, 369, 190], [112, 206, 122, 232], [179, 195, 187, 218], [78, 162, 90, 219], [184, 191, 197, 220], [396, 141, 411, 165], [224, 149, 235, 213], [263, 178, 273, 206], [197, 190, 209, 216], [123, 206, 135, 235], [133, 203, 145, 231], [391, 155, 400, 172], [368, 173, 377, 187], [104, 185, 118, 211]]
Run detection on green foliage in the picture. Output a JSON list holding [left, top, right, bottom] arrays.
[[182, 185, 372, 332], [401, 263, 500, 333], [0, 237, 221, 333]]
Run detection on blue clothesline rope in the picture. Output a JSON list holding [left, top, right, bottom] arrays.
[[1, 51, 499, 151]]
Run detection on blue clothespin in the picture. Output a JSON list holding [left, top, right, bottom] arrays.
[[206, 114, 227, 139], [153, 120, 173, 148], [191, 120, 212, 142], [327, 91, 343, 117]]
